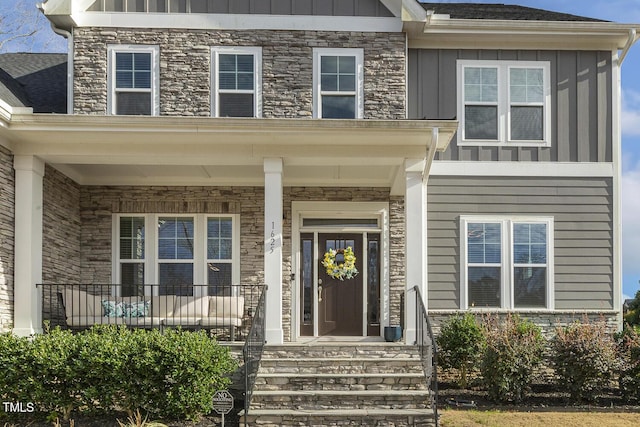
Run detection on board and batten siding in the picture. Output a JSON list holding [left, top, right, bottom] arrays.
[[408, 49, 613, 163], [427, 176, 613, 311], [89, 0, 394, 16]]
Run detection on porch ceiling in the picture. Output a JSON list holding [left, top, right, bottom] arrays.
[[0, 114, 458, 187]]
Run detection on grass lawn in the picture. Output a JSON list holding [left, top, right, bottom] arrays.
[[440, 409, 640, 427]]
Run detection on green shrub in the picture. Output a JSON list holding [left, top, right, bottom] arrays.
[[480, 315, 545, 403], [551, 320, 618, 402], [617, 325, 640, 402], [436, 313, 484, 387], [0, 326, 238, 422]]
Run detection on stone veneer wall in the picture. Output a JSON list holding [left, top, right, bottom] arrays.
[[43, 166, 81, 284], [427, 311, 620, 337], [389, 196, 405, 327], [80, 186, 265, 286], [80, 186, 404, 342], [0, 147, 14, 331], [72, 28, 406, 119]]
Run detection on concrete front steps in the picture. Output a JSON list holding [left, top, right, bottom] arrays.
[[240, 342, 436, 427]]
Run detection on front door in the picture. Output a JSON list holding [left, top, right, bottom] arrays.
[[317, 234, 363, 336]]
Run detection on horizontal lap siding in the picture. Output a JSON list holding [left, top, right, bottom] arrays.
[[427, 176, 613, 310], [408, 49, 612, 163]]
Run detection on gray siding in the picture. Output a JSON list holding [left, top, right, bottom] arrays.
[[90, 0, 394, 16], [408, 49, 613, 163], [427, 176, 613, 310]]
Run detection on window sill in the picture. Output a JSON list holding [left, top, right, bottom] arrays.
[[457, 140, 551, 148]]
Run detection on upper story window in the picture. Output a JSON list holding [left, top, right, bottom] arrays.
[[211, 47, 262, 118], [461, 216, 554, 310], [313, 48, 364, 119], [108, 45, 159, 116], [457, 60, 551, 146]]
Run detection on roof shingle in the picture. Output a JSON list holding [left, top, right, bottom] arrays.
[[0, 53, 67, 113], [419, 2, 605, 22]]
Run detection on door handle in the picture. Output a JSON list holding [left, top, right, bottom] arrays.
[[318, 285, 323, 302]]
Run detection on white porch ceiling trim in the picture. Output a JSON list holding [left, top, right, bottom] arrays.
[[1, 114, 457, 187]]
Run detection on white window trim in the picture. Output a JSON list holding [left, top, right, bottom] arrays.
[[457, 60, 551, 147], [107, 44, 160, 116], [211, 46, 262, 118], [312, 48, 364, 119], [460, 216, 555, 311], [112, 214, 240, 296]]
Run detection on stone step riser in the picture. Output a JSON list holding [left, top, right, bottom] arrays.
[[255, 377, 428, 391], [258, 361, 424, 375], [250, 395, 432, 410], [241, 415, 436, 427], [262, 347, 421, 359]]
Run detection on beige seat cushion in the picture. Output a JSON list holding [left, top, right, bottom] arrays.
[[200, 317, 243, 328], [63, 289, 104, 318], [208, 296, 244, 319], [173, 296, 209, 317]]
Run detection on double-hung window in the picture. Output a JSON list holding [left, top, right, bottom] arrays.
[[114, 214, 239, 297], [211, 47, 262, 118], [461, 217, 554, 310], [108, 45, 159, 115], [313, 48, 364, 119], [457, 60, 550, 145]]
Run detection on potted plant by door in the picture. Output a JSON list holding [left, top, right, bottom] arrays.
[[384, 325, 402, 342]]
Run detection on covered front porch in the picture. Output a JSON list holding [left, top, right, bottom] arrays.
[[2, 112, 456, 343]]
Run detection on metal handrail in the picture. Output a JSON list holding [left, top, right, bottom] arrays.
[[242, 285, 267, 426], [412, 285, 439, 427]]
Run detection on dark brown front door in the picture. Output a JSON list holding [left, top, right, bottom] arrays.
[[318, 234, 363, 336]]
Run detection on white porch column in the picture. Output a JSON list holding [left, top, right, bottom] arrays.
[[264, 158, 284, 344], [404, 159, 427, 344], [13, 155, 45, 336]]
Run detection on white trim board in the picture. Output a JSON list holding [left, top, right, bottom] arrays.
[[71, 13, 402, 32], [430, 162, 614, 177]]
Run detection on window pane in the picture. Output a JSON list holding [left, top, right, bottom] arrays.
[[237, 72, 254, 90], [465, 105, 498, 140], [159, 263, 193, 296], [339, 74, 355, 91], [116, 92, 151, 115], [467, 223, 501, 264], [514, 223, 547, 264], [302, 239, 313, 324], [465, 67, 497, 102], [468, 267, 501, 308], [219, 72, 236, 90], [208, 218, 233, 260], [116, 71, 133, 89], [236, 55, 254, 72], [158, 217, 194, 260], [321, 74, 338, 91], [514, 267, 546, 308], [219, 93, 254, 117], [116, 52, 151, 89], [339, 56, 356, 74], [511, 106, 543, 140], [121, 263, 144, 297], [208, 263, 232, 296], [510, 68, 543, 103], [120, 217, 145, 259], [219, 54, 236, 72], [322, 95, 355, 119], [321, 56, 337, 74]]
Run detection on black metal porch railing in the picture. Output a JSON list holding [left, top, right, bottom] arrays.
[[37, 283, 265, 341], [242, 285, 267, 425], [412, 285, 439, 427]]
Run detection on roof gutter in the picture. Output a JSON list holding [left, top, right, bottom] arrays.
[[38, 2, 74, 114]]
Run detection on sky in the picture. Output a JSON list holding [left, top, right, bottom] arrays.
[[2, 0, 640, 301]]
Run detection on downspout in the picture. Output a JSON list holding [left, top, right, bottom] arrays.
[[38, 3, 73, 115], [422, 127, 439, 182], [613, 28, 638, 325], [619, 29, 637, 65]]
